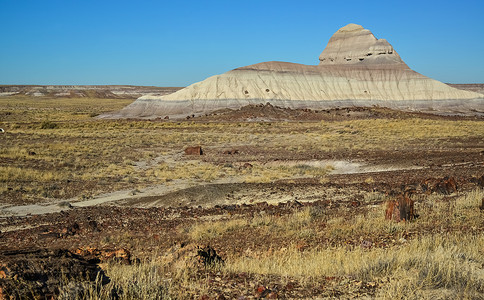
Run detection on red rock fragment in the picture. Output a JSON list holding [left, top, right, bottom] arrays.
[[469, 175, 484, 189], [360, 240, 373, 249], [239, 162, 253, 170], [421, 176, 458, 195], [60, 222, 80, 236], [0, 286, 5, 300], [74, 247, 132, 265], [104, 249, 131, 264], [285, 281, 295, 290], [385, 193, 415, 222], [385, 201, 399, 221], [295, 241, 308, 252], [184, 146, 203, 155], [259, 288, 271, 298], [223, 149, 239, 155]]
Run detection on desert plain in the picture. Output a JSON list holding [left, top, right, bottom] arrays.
[[0, 84, 483, 299]]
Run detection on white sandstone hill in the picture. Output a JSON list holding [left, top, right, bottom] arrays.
[[105, 23, 483, 119]]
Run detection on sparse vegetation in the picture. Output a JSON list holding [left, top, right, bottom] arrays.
[[0, 95, 483, 298], [3, 96, 482, 204], [34, 188, 478, 299]]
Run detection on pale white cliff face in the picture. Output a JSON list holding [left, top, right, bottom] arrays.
[[318, 23, 404, 65], [159, 64, 478, 102], [104, 23, 484, 119]]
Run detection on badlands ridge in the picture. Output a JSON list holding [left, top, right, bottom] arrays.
[[106, 24, 483, 119]]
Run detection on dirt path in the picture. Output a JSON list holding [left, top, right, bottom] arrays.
[[0, 160, 426, 217]]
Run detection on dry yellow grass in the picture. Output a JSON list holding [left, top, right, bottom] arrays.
[[244, 164, 333, 183], [221, 189, 484, 298], [66, 254, 211, 299], [64, 189, 484, 299], [189, 206, 317, 242], [225, 234, 484, 298], [0, 166, 64, 182]]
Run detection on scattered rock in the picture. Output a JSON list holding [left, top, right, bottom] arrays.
[[197, 245, 224, 267], [87, 220, 100, 232], [385, 193, 416, 222], [470, 175, 484, 187], [74, 247, 133, 265], [223, 149, 239, 155], [57, 201, 73, 208], [360, 240, 373, 249], [350, 200, 361, 207], [385, 200, 399, 221], [239, 162, 253, 170], [185, 146, 203, 155], [255, 285, 278, 299], [61, 222, 80, 236], [40, 222, 80, 238], [421, 176, 458, 195], [295, 241, 308, 252]]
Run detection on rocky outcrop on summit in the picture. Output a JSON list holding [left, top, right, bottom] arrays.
[[104, 24, 483, 119], [319, 24, 403, 65]]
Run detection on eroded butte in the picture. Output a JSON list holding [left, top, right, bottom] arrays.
[[102, 23, 483, 119]]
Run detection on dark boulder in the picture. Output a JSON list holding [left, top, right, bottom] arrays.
[[0, 248, 110, 299]]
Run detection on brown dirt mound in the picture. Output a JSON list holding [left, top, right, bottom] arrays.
[[194, 103, 478, 122]]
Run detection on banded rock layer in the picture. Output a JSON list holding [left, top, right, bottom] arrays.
[[106, 24, 483, 119]]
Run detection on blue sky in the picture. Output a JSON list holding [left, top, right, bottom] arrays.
[[1, 0, 483, 86]]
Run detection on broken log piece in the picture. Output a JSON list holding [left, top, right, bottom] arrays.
[[385, 194, 416, 222], [184, 146, 203, 155]]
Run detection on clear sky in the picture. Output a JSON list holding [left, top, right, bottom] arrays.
[[1, 0, 483, 86]]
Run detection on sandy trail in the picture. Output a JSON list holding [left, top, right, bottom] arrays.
[[0, 160, 424, 217]]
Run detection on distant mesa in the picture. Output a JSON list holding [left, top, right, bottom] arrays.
[[0, 85, 182, 99], [103, 24, 484, 119]]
